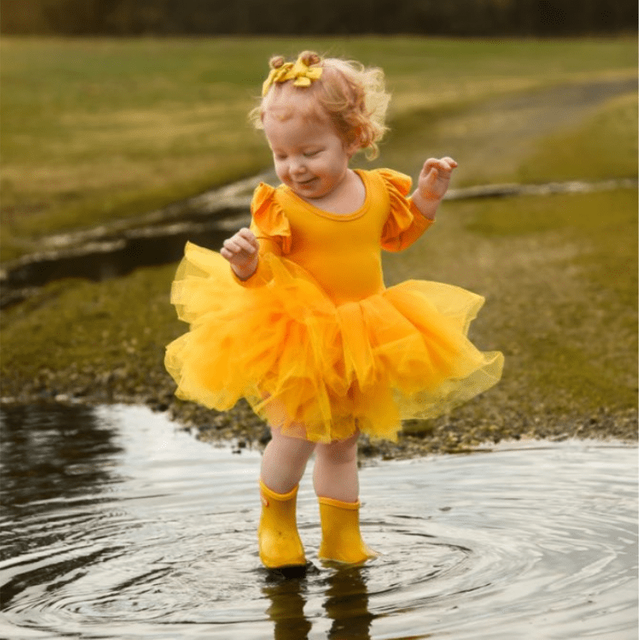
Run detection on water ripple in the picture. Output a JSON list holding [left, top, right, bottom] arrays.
[[0, 404, 636, 639]]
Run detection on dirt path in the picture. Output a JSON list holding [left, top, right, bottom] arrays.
[[405, 76, 638, 186]]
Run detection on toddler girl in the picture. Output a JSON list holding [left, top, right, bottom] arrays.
[[165, 51, 503, 570]]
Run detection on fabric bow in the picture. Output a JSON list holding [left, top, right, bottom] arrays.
[[262, 57, 323, 96]]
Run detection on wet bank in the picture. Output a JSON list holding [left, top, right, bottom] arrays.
[[0, 172, 271, 309], [0, 182, 637, 458], [0, 354, 636, 462], [0, 176, 635, 309]]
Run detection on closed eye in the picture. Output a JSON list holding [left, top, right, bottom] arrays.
[[304, 149, 321, 158]]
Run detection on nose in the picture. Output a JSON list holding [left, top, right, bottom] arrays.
[[289, 156, 307, 175]]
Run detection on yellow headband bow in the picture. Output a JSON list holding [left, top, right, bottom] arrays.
[[261, 56, 323, 96]]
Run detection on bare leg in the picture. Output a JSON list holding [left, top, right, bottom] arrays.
[[261, 426, 316, 493], [313, 432, 359, 502]]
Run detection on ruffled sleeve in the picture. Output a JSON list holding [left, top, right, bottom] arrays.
[[379, 169, 434, 252], [251, 183, 292, 254], [232, 182, 292, 287]]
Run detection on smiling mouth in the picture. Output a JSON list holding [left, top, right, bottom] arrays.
[[295, 177, 317, 188]]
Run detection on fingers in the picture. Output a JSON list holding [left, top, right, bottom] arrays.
[[423, 157, 458, 174], [220, 227, 259, 262], [418, 156, 457, 202]]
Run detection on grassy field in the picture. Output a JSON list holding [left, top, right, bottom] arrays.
[[0, 36, 637, 449], [1, 36, 637, 260]]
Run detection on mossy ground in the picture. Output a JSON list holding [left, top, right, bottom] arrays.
[[1, 37, 637, 456], [2, 36, 635, 259]]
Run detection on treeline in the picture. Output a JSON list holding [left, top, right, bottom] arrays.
[[1, 0, 637, 36]]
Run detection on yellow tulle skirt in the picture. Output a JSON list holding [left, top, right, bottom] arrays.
[[165, 242, 503, 443]]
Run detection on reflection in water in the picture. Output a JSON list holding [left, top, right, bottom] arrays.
[[0, 403, 122, 512], [263, 571, 314, 640], [0, 403, 123, 576], [0, 403, 637, 640], [263, 564, 375, 640], [324, 566, 375, 639]]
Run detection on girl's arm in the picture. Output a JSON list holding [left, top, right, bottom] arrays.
[[221, 227, 259, 280], [410, 157, 458, 220]]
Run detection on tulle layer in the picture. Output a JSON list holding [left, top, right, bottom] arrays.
[[165, 242, 503, 443]]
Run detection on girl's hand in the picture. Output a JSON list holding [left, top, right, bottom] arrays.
[[411, 157, 457, 220], [417, 157, 458, 202], [221, 227, 259, 280]]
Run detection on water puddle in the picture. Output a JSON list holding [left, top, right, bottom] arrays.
[[2, 174, 636, 309], [0, 403, 637, 639]]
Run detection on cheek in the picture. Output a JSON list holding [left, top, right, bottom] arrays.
[[273, 160, 288, 179]]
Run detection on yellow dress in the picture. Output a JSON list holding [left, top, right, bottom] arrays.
[[165, 169, 503, 443]]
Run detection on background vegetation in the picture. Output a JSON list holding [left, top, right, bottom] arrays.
[[1, 0, 637, 37], [0, 36, 637, 451], [1, 37, 636, 260]]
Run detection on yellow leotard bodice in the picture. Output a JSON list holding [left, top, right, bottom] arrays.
[[244, 169, 432, 304]]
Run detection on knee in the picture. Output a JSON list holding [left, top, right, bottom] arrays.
[[317, 434, 358, 465], [267, 427, 316, 460]]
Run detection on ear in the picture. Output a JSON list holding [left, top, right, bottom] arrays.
[[345, 136, 361, 159]]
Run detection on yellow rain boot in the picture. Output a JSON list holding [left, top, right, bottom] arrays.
[[258, 480, 306, 569], [318, 496, 378, 565]]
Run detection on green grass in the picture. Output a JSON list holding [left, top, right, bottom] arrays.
[[466, 186, 637, 238], [454, 97, 638, 414], [518, 92, 638, 183], [1, 36, 637, 431], [462, 188, 637, 413], [1, 36, 637, 259], [0, 265, 178, 387]]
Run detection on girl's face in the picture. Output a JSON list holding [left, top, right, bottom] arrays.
[[262, 92, 358, 202]]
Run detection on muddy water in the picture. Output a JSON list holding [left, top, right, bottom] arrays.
[[0, 404, 637, 640]]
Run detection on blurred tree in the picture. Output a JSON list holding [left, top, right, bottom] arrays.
[[1, 0, 637, 36], [1, 0, 51, 33]]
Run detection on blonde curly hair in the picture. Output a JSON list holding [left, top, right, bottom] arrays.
[[250, 51, 390, 160]]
